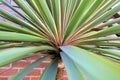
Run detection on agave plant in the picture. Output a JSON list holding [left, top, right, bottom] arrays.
[[1, 0, 120, 80]]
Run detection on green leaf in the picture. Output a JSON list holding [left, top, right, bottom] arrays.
[[73, 0, 106, 36], [87, 37, 120, 42], [80, 3, 120, 34], [0, 45, 56, 66], [0, 21, 41, 37], [61, 46, 120, 80], [0, 0, 31, 22], [0, 8, 40, 33], [0, 26, 13, 31], [40, 58, 58, 80], [14, 0, 56, 38], [0, 42, 7, 45], [82, 0, 119, 26], [37, 0, 57, 31], [60, 0, 69, 29], [80, 41, 120, 47], [64, 0, 93, 39], [0, 43, 28, 48], [0, 31, 48, 42], [31, 0, 58, 38], [60, 52, 84, 80], [63, 0, 78, 28], [82, 25, 120, 39], [90, 0, 119, 21], [76, 0, 104, 29], [98, 17, 120, 28], [9, 56, 49, 80], [50, 0, 61, 32], [79, 46, 120, 58], [13, 0, 44, 27]]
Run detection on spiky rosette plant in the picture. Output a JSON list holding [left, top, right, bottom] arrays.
[[1, 0, 120, 80]]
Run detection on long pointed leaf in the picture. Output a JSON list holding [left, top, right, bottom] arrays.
[[89, 37, 120, 41], [80, 3, 120, 34], [60, 52, 84, 80], [64, 0, 93, 39], [35, 0, 57, 32], [14, 0, 55, 40], [0, 0, 32, 22], [0, 31, 48, 42], [0, 45, 56, 66], [76, 0, 104, 29], [0, 43, 28, 48], [14, 0, 45, 28], [80, 0, 119, 28], [79, 46, 120, 58], [61, 46, 120, 80], [0, 21, 41, 37], [80, 41, 120, 47], [39, 58, 58, 80], [9, 56, 49, 80], [82, 25, 120, 39], [50, 0, 61, 32], [98, 17, 120, 28], [0, 8, 40, 33]]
